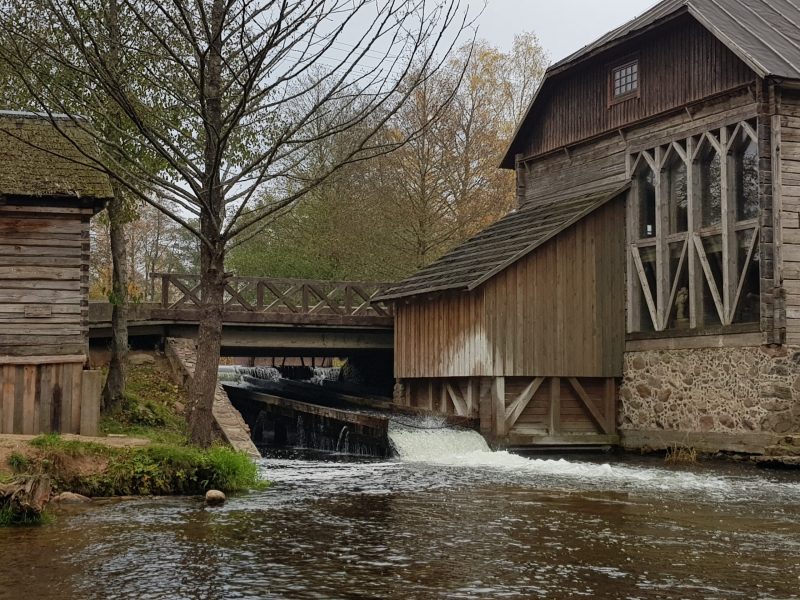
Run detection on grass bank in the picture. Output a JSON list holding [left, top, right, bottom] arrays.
[[0, 356, 265, 524]]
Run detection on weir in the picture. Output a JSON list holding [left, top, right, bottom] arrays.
[[221, 366, 480, 458]]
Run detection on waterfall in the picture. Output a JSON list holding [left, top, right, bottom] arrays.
[[218, 365, 282, 384], [388, 420, 491, 461], [310, 366, 341, 385]]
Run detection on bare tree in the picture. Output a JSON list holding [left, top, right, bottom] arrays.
[[0, 0, 470, 445]]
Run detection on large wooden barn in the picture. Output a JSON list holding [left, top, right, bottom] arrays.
[[379, 0, 800, 452], [0, 112, 111, 435]]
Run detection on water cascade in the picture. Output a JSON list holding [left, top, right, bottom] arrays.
[[310, 366, 341, 385], [388, 420, 491, 461], [218, 365, 282, 384]]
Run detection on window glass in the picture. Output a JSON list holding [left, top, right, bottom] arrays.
[[734, 137, 759, 221], [701, 234, 723, 325], [668, 242, 690, 329], [613, 61, 638, 98], [638, 168, 656, 239], [638, 246, 657, 331], [666, 158, 688, 233], [733, 229, 760, 323], [700, 151, 721, 228]]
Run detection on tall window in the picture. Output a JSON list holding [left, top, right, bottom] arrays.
[[628, 120, 760, 334]]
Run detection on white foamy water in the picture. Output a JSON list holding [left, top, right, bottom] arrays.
[[389, 425, 491, 460], [217, 365, 282, 383], [387, 424, 800, 498]]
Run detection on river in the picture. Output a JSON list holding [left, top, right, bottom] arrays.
[[1, 428, 799, 599]]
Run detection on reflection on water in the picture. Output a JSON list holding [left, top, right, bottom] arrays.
[[0, 447, 799, 599]]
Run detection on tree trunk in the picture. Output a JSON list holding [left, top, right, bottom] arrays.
[[187, 0, 226, 448], [187, 247, 225, 447], [102, 185, 129, 411], [101, 0, 128, 412]]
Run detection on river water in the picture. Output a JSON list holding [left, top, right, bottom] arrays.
[[1, 427, 799, 599]]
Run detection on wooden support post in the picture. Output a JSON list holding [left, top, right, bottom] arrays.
[[466, 378, 475, 416], [426, 380, 434, 411], [655, 145, 669, 330], [491, 377, 506, 439], [721, 126, 736, 324], [80, 370, 103, 436], [549, 377, 561, 435], [687, 136, 702, 328], [161, 274, 170, 308], [479, 378, 493, 438], [604, 378, 617, 434], [440, 382, 448, 415]]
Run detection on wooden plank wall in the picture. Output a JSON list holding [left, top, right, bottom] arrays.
[[523, 15, 756, 158], [483, 199, 625, 378], [395, 199, 626, 379], [521, 89, 758, 208], [0, 360, 86, 434], [0, 203, 91, 356], [395, 290, 488, 379], [778, 89, 800, 343]]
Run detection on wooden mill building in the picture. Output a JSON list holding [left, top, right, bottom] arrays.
[[379, 0, 800, 452], [0, 112, 111, 435]]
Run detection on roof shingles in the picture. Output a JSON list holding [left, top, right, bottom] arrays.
[[377, 183, 630, 301], [0, 112, 113, 200]]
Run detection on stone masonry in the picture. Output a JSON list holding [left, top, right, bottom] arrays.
[[620, 345, 800, 437], [165, 338, 260, 458]]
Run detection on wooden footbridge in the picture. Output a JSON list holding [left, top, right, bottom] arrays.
[[89, 273, 394, 355]]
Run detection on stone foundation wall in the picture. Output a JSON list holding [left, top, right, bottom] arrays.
[[620, 345, 800, 439]]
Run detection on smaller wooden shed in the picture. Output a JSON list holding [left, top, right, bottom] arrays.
[[377, 183, 629, 446], [0, 111, 112, 435]]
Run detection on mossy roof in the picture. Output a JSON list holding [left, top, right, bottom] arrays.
[[0, 111, 114, 201]]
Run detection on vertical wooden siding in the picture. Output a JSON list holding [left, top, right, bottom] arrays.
[[0, 205, 91, 356], [483, 198, 625, 378], [0, 361, 85, 434], [395, 288, 488, 379], [521, 89, 758, 208], [778, 89, 800, 343], [395, 199, 625, 378], [524, 16, 756, 158]]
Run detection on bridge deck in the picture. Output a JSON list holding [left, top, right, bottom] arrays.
[[89, 275, 394, 355]]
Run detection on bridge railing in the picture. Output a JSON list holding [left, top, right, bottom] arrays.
[[150, 273, 394, 318]]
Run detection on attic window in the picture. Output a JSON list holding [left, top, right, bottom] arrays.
[[611, 60, 639, 101]]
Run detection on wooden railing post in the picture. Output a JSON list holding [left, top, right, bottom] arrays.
[[345, 285, 353, 315], [161, 274, 170, 308]]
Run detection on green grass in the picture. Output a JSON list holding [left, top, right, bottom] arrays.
[[99, 364, 188, 445], [29, 433, 110, 456], [21, 434, 263, 497], [0, 505, 51, 527], [7, 452, 30, 473]]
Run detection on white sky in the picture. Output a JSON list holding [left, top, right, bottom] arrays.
[[474, 0, 660, 63]]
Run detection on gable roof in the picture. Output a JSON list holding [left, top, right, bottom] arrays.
[[376, 182, 630, 302], [501, 0, 800, 167], [0, 111, 114, 201]]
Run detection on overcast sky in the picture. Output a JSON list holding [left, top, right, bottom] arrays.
[[474, 0, 659, 63]]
